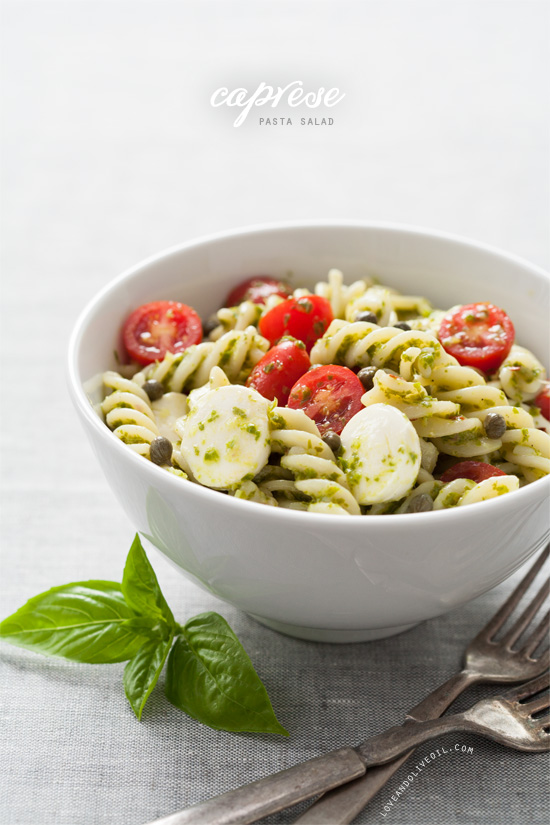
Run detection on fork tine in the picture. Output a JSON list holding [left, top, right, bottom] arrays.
[[522, 610, 550, 659], [503, 671, 550, 703], [523, 693, 550, 715], [500, 577, 550, 648], [479, 544, 549, 641]]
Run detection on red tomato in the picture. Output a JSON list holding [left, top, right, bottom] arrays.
[[534, 382, 550, 421], [440, 461, 507, 484], [438, 303, 515, 375], [246, 338, 311, 404], [225, 276, 292, 307], [122, 301, 202, 365], [259, 295, 333, 352], [288, 365, 364, 435]]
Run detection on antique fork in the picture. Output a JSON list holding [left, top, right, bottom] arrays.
[[295, 542, 549, 824], [145, 544, 549, 825], [145, 673, 549, 825], [354, 671, 549, 764]]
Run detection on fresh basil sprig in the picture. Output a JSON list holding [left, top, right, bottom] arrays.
[[166, 613, 287, 734], [0, 535, 288, 735]]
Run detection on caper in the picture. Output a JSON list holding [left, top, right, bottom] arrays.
[[149, 436, 173, 466], [357, 366, 378, 391], [356, 311, 378, 325], [143, 380, 164, 401], [323, 431, 342, 453], [407, 493, 433, 513], [394, 322, 411, 331], [202, 315, 219, 336], [484, 412, 507, 439]]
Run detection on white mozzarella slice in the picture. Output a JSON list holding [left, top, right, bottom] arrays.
[[187, 366, 231, 411], [340, 403, 421, 504], [175, 385, 270, 489], [152, 393, 188, 443]]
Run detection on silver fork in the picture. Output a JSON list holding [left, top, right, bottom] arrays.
[[145, 545, 549, 825], [145, 675, 549, 825], [355, 671, 550, 765], [295, 543, 550, 824]]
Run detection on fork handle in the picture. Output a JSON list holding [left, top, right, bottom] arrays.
[[356, 713, 477, 766], [406, 669, 478, 722], [144, 747, 367, 825], [294, 669, 476, 824]]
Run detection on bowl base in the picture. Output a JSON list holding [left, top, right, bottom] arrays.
[[248, 614, 420, 643]]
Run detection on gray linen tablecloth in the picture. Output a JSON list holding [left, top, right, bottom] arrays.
[[1, 2, 548, 823]]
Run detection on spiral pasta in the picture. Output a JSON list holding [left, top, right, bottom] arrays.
[[433, 475, 520, 508], [313, 268, 374, 319], [230, 479, 279, 507], [310, 319, 450, 376], [280, 452, 360, 515], [266, 406, 358, 513], [133, 327, 269, 393], [312, 268, 432, 324], [98, 269, 548, 515], [101, 371, 159, 457], [499, 428, 550, 483], [492, 345, 547, 404], [369, 473, 520, 514], [312, 321, 505, 457], [207, 300, 262, 341]]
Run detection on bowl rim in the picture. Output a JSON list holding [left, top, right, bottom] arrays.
[[67, 218, 550, 525]]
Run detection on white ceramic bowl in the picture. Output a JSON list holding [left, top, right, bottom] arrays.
[[68, 222, 550, 642]]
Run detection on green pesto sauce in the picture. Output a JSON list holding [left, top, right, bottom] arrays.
[[219, 337, 237, 366], [123, 435, 147, 445]]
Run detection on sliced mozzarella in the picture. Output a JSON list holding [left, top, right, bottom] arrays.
[[152, 392, 188, 443], [340, 403, 421, 504], [175, 385, 270, 489], [187, 366, 230, 411]]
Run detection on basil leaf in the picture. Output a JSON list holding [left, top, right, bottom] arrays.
[[0, 581, 147, 663], [123, 615, 172, 640], [165, 612, 288, 735], [122, 535, 175, 628], [124, 633, 174, 720]]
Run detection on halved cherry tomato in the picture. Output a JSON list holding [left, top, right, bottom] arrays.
[[259, 295, 333, 352], [440, 460, 507, 484], [225, 275, 292, 307], [534, 382, 550, 421], [122, 300, 202, 365], [288, 365, 364, 435], [246, 338, 311, 404], [438, 303, 515, 375]]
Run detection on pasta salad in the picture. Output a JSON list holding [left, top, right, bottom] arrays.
[[98, 269, 550, 515]]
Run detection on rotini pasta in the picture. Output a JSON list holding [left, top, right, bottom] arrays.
[[101, 371, 159, 457], [207, 300, 262, 342], [97, 270, 549, 515], [133, 327, 269, 392]]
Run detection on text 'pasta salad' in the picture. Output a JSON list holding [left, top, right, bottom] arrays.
[[97, 269, 550, 515]]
